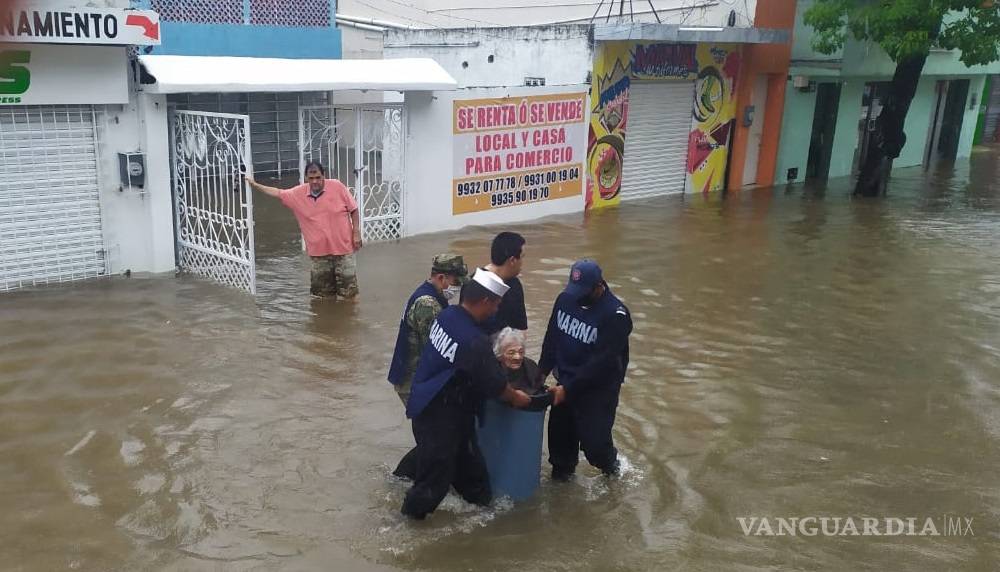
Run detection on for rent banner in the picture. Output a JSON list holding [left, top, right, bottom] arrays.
[[452, 92, 587, 215]]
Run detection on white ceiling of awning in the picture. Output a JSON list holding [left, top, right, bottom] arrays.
[[138, 55, 458, 94]]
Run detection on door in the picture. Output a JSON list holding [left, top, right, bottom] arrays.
[[620, 81, 695, 199], [936, 79, 970, 160], [170, 110, 256, 294], [806, 83, 842, 180], [299, 104, 405, 242], [0, 106, 107, 292], [742, 75, 769, 186]]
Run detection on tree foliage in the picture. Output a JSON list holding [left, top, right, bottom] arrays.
[[804, 0, 1000, 66]]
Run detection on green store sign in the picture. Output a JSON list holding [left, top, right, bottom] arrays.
[[0, 49, 31, 104]]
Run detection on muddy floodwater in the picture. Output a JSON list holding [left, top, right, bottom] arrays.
[[4, 152, 1000, 571]]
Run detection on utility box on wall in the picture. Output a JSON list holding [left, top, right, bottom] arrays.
[[118, 152, 146, 190]]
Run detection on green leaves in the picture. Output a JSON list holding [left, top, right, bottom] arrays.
[[939, 3, 1000, 65], [803, 0, 999, 64]]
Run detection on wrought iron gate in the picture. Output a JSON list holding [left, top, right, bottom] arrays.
[[170, 110, 256, 294], [299, 104, 405, 243]]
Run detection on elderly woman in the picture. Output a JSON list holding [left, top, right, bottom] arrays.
[[493, 327, 543, 394]]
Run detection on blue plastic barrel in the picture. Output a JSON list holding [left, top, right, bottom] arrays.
[[476, 399, 545, 502]]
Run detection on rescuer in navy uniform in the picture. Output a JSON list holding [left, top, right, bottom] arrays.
[[402, 269, 532, 519], [539, 259, 632, 481]]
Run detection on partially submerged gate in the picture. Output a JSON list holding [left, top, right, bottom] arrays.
[[299, 105, 405, 243], [170, 110, 256, 294]]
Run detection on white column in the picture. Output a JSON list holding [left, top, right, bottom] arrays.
[[139, 93, 176, 273]]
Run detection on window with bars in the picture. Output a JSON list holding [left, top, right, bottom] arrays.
[[168, 92, 330, 177]]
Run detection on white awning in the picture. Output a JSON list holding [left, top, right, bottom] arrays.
[[138, 55, 458, 94]]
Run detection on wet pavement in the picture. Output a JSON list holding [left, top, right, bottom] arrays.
[[3, 150, 1000, 570]]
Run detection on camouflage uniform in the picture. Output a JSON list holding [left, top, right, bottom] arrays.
[[393, 253, 469, 404], [310, 253, 358, 298], [396, 294, 444, 404]]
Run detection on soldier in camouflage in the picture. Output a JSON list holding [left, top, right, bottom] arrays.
[[387, 254, 469, 480], [388, 254, 470, 404]]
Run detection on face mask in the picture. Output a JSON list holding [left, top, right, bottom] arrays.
[[443, 284, 461, 301]]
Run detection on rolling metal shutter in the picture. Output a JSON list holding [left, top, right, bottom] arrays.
[[984, 76, 1000, 143], [0, 106, 106, 292], [621, 81, 694, 199]]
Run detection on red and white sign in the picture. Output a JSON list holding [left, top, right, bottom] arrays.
[[1, 5, 161, 46]]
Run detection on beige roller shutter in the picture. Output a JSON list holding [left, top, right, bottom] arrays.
[[621, 81, 694, 199], [1, 106, 107, 291]]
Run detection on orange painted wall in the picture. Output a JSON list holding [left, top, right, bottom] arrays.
[[726, 0, 796, 190]]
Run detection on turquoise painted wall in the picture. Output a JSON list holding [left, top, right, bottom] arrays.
[[896, 78, 936, 167], [840, 42, 1000, 78], [791, 0, 842, 62], [827, 80, 863, 178], [794, 0, 1000, 77], [146, 23, 342, 59], [775, 84, 817, 184], [132, 0, 342, 59], [775, 74, 983, 184], [774, 80, 861, 184], [957, 76, 987, 158]]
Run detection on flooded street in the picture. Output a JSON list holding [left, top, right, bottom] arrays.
[[4, 151, 1000, 571]]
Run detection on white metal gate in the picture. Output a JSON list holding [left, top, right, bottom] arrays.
[[168, 91, 329, 176], [0, 106, 107, 291], [170, 110, 256, 294], [299, 104, 405, 242], [621, 81, 695, 199]]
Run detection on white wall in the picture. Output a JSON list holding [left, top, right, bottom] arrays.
[[957, 76, 986, 159], [339, 24, 385, 60], [97, 85, 175, 275], [385, 26, 593, 88], [403, 85, 589, 237], [339, 0, 756, 28]]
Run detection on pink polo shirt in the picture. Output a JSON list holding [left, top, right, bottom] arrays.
[[279, 179, 359, 257]]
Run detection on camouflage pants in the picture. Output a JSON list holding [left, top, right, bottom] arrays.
[[310, 254, 359, 298]]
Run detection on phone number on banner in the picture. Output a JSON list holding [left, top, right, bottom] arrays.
[[456, 166, 581, 207]]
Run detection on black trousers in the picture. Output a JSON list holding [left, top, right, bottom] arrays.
[[393, 447, 418, 480], [401, 388, 492, 518], [548, 382, 621, 475]]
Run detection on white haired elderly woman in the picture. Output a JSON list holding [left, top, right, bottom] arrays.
[[493, 327, 543, 394]]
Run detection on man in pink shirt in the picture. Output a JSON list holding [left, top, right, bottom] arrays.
[[247, 161, 362, 298]]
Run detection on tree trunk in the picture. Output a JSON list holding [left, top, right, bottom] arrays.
[[854, 54, 929, 197]]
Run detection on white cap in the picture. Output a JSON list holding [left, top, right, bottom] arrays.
[[472, 268, 510, 297]]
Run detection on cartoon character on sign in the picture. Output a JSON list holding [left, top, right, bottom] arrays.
[[693, 67, 724, 126], [687, 49, 739, 194], [587, 59, 630, 207], [589, 135, 624, 202]]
